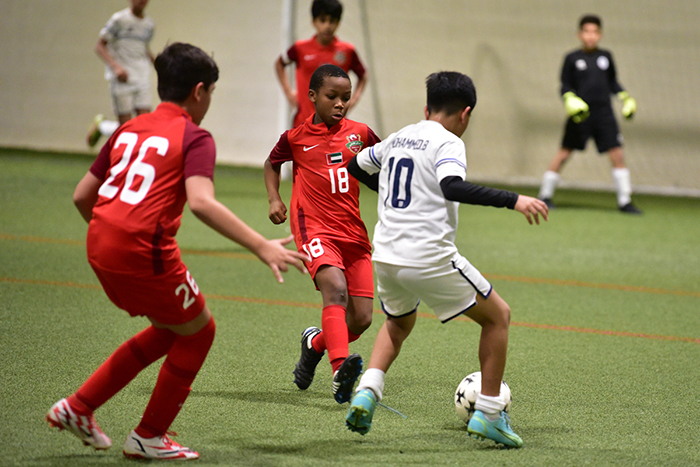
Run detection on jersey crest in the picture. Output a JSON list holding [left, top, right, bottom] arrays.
[[346, 133, 363, 155], [334, 50, 347, 65]]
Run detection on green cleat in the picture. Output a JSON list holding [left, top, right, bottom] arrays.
[[467, 410, 523, 448], [86, 114, 104, 148], [345, 389, 376, 435]]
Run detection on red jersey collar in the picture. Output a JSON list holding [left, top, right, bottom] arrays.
[[313, 34, 338, 48], [156, 102, 193, 122], [304, 113, 346, 134]]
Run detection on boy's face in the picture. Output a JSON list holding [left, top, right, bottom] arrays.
[[130, 0, 148, 16], [578, 23, 601, 51], [309, 76, 352, 127], [191, 83, 215, 126], [312, 14, 340, 45]]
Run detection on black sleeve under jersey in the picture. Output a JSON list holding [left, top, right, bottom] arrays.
[[439, 176, 518, 209], [347, 156, 379, 192]]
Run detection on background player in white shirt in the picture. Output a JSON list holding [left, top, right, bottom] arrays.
[[87, 0, 155, 147], [344, 71, 548, 448]]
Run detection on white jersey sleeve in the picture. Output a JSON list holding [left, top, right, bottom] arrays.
[[369, 120, 468, 267]]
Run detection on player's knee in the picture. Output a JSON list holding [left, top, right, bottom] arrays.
[[497, 303, 511, 328], [322, 282, 348, 305]]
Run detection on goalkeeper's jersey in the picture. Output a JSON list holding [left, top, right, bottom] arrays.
[[560, 48, 624, 106], [355, 120, 467, 268]]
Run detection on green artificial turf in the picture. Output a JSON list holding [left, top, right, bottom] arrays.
[[1, 149, 698, 466]]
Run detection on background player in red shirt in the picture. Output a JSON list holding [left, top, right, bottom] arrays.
[[47, 42, 308, 461], [275, 0, 368, 128], [264, 64, 380, 404]]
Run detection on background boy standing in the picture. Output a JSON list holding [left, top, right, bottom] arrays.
[[345, 71, 548, 448], [87, 0, 155, 148], [48, 42, 308, 461], [264, 64, 380, 405], [275, 0, 368, 129], [538, 14, 641, 214]]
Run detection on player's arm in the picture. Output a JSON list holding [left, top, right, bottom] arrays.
[[264, 157, 288, 224], [95, 37, 127, 82], [73, 171, 102, 223], [608, 53, 636, 119], [347, 155, 378, 192], [559, 54, 589, 123], [274, 55, 297, 109], [186, 175, 308, 282], [439, 176, 548, 225], [347, 71, 368, 113]]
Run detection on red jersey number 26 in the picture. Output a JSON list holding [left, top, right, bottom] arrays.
[[98, 132, 169, 205]]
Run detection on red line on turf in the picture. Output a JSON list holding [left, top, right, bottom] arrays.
[[3, 233, 699, 299], [2, 276, 698, 345]]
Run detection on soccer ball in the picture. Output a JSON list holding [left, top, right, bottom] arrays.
[[454, 371, 512, 424]]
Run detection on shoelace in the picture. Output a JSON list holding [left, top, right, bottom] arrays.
[[377, 401, 407, 419]]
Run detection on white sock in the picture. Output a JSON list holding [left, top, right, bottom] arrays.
[[98, 120, 119, 137], [475, 393, 506, 421], [538, 170, 560, 199], [612, 168, 632, 206], [356, 368, 385, 402]]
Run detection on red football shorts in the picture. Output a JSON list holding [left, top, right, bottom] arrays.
[[298, 236, 374, 298], [90, 260, 206, 325]]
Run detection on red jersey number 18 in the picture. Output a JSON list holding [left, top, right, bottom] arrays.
[[328, 168, 349, 194]]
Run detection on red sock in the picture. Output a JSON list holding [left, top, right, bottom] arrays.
[[136, 318, 215, 438], [312, 325, 362, 352], [68, 326, 176, 414], [319, 305, 348, 373]]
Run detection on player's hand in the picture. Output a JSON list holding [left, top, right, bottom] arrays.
[[114, 65, 129, 83], [563, 92, 590, 123], [259, 235, 310, 283], [514, 195, 549, 225], [268, 200, 288, 224], [618, 91, 636, 119]]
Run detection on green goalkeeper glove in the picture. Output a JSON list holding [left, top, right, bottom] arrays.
[[618, 91, 637, 119], [562, 92, 589, 123]]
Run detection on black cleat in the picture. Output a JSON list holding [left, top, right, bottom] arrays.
[[293, 327, 324, 390], [541, 198, 556, 209], [332, 353, 363, 404], [619, 203, 642, 215]]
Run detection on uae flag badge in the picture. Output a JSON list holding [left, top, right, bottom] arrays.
[[346, 134, 363, 154], [326, 152, 343, 165]]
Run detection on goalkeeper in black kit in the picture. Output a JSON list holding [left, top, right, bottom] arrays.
[[538, 14, 642, 214]]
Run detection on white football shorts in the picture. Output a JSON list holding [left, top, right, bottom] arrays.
[[375, 253, 492, 323], [110, 79, 152, 115]]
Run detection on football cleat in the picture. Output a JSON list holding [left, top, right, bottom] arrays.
[[332, 353, 363, 404], [46, 398, 112, 450], [467, 410, 523, 448], [86, 114, 104, 148], [123, 430, 199, 460], [293, 326, 324, 390], [541, 198, 556, 209], [345, 389, 376, 435], [619, 203, 642, 215]]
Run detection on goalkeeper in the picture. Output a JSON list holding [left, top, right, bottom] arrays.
[[538, 14, 641, 214]]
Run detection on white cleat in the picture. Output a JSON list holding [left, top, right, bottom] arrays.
[[123, 430, 199, 460], [46, 398, 112, 450]]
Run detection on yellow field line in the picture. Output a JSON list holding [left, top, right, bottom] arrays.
[[2, 233, 699, 298], [2, 276, 699, 345]]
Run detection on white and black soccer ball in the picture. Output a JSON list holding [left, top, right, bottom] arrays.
[[454, 371, 512, 424]]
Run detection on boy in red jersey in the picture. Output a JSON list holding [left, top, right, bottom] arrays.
[[275, 0, 368, 128], [47, 42, 308, 461], [264, 64, 380, 404]]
